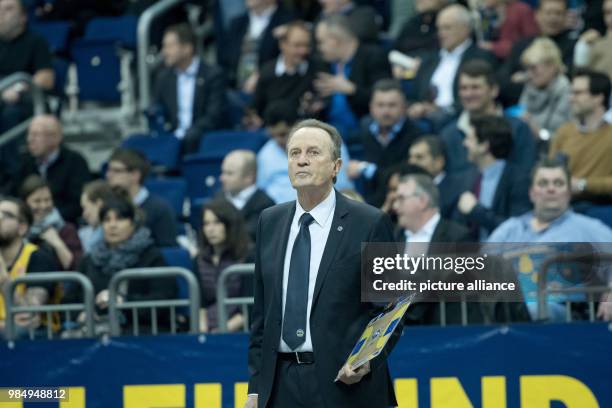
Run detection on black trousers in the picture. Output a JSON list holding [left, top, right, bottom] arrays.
[[268, 357, 327, 408]]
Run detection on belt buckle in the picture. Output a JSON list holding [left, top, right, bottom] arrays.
[[295, 352, 303, 364]]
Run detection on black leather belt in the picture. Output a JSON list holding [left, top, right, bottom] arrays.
[[278, 352, 315, 364]]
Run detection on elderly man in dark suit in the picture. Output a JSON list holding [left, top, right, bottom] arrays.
[[246, 119, 399, 408], [408, 4, 496, 130], [154, 23, 226, 154]]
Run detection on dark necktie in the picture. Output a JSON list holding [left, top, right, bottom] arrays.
[[282, 212, 315, 350]]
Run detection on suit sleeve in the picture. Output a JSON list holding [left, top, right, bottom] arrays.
[[186, 67, 227, 139], [58, 153, 91, 223], [365, 212, 404, 372], [347, 47, 391, 117], [248, 215, 265, 394]]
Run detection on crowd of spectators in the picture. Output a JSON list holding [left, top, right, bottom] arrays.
[[1, 0, 612, 338]]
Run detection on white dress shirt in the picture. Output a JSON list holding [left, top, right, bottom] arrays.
[[225, 184, 258, 210], [404, 212, 441, 244], [430, 40, 472, 108], [175, 58, 200, 139], [279, 189, 336, 352], [248, 5, 277, 39], [274, 56, 309, 77]]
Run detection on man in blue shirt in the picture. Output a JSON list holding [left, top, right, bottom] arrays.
[[489, 158, 612, 321]]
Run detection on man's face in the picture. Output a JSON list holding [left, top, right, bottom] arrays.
[[459, 74, 498, 114], [81, 193, 102, 227], [370, 90, 406, 128], [530, 167, 570, 221], [27, 117, 62, 159], [287, 127, 341, 192], [0, 201, 24, 247], [106, 160, 139, 190], [463, 125, 485, 163], [0, 0, 25, 39], [220, 154, 251, 195], [437, 8, 470, 51], [571, 76, 600, 119], [280, 27, 311, 68], [26, 187, 54, 224], [409, 142, 444, 176], [161, 32, 192, 68], [315, 23, 341, 63], [267, 121, 291, 149], [536, 0, 567, 36], [393, 179, 426, 232]]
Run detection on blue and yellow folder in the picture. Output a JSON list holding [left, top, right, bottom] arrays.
[[346, 294, 415, 370]]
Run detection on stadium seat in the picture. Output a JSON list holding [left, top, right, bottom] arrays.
[[585, 205, 612, 229], [71, 39, 122, 102], [181, 154, 224, 202], [122, 133, 181, 172], [161, 247, 194, 318], [198, 130, 268, 157], [83, 15, 138, 48], [144, 177, 187, 218], [30, 21, 72, 55], [70, 15, 137, 103]]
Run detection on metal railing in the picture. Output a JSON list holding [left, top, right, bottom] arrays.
[[108, 267, 200, 336], [216, 264, 255, 333], [0, 72, 46, 148], [137, 0, 185, 111], [2, 272, 95, 341], [537, 252, 612, 321]]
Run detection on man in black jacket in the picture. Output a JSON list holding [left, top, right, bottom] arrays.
[[219, 150, 274, 241], [155, 23, 226, 154], [246, 119, 400, 408], [347, 79, 422, 206], [456, 115, 531, 240], [10, 114, 90, 224], [311, 14, 391, 138]]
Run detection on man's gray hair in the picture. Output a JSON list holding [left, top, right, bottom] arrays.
[[287, 118, 342, 161], [399, 173, 439, 209]]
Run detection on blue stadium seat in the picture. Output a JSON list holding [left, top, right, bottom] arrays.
[[161, 246, 193, 271], [144, 177, 187, 218], [122, 133, 181, 171], [161, 247, 194, 317], [189, 198, 207, 235], [71, 39, 122, 102], [181, 154, 224, 202], [70, 15, 137, 103], [83, 15, 138, 48], [198, 130, 268, 157], [30, 21, 72, 54], [585, 205, 612, 229]]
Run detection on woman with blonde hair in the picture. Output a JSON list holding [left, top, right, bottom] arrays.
[[519, 37, 572, 142]]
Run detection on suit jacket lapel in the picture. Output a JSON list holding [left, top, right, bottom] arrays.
[[192, 61, 206, 118], [311, 192, 349, 309]]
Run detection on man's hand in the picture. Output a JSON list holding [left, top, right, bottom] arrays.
[[407, 102, 436, 120], [579, 29, 601, 44], [458, 191, 478, 214], [335, 361, 370, 385], [314, 72, 356, 97], [597, 292, 612, 321], [40, 227, 62, 247], [244, 394, 258, 408], [2, 86, 21, 103]]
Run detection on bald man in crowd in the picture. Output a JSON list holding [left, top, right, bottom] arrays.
[[219, 149, 275, 240], [10, 115, 90, 223]]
